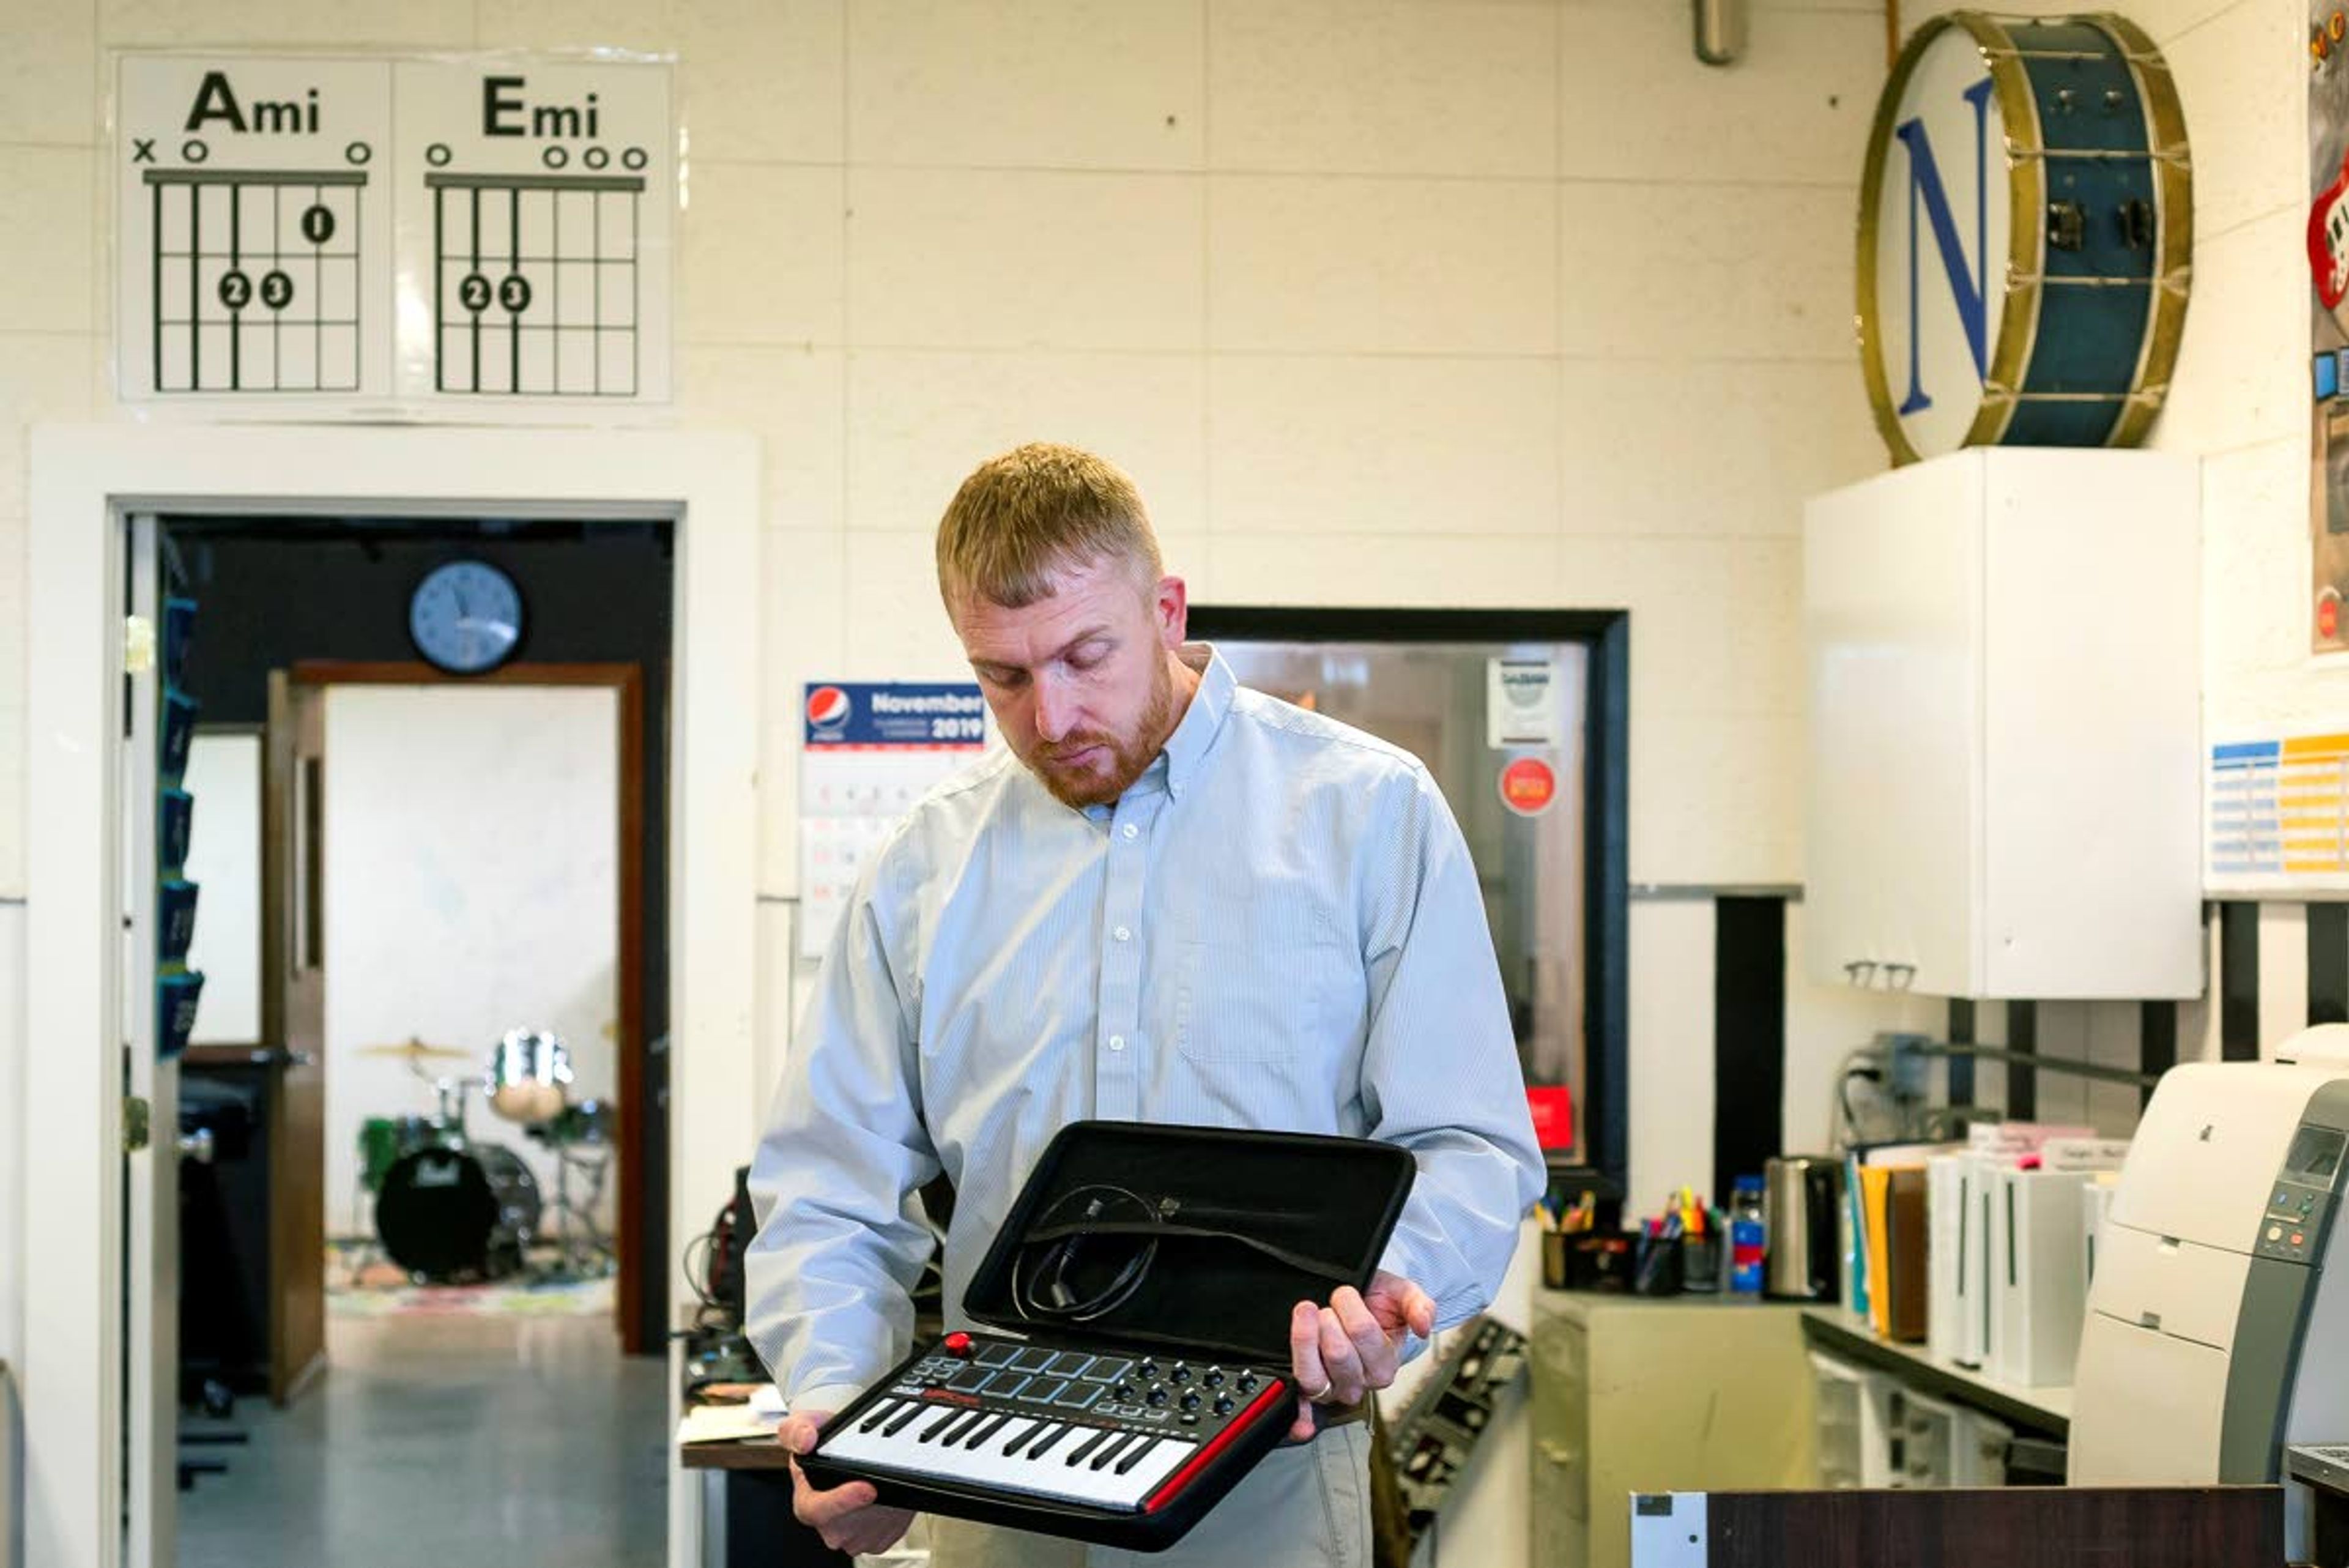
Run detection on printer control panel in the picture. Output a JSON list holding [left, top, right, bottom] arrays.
[[2258, 1122, 2347, 1263]]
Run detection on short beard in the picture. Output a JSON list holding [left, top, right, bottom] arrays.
[[1029, 654, 1178, 809]]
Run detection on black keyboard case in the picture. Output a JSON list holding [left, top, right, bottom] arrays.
[[799, 1119, 1416, 1551]]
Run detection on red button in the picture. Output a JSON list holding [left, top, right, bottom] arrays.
[[943, 1331, 973, 1356], [2293, 1233, 2307, 1247]]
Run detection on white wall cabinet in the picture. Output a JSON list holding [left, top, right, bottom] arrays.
[[1803, 448, 2202, 1000]]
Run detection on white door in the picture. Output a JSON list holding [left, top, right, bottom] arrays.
[[122, 513, 177, 1568]]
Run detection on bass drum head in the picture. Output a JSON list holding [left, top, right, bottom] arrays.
[[377, 1147, 499, 1281], [473, 1142, 543, 1250]]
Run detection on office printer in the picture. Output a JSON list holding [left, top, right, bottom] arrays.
[[2071, 1025, 2349, 1544]]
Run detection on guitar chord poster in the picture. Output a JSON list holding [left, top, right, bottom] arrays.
[[115, 52, 673, 411], [429, 171, 644, 396], [398, 60, 674, 404], [118, 56, 398, 403], [146, 167, 366, 393]]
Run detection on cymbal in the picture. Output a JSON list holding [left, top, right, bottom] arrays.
[[357, 1037, 472, 1061]]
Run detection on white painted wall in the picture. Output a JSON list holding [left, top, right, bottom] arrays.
[[0, 10, 1903, 1197], [0, 2, 2325, 1560], [182, 732, 261, 1047], [321, 685, 618, 1238]]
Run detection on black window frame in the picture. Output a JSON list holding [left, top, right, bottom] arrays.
[[1187, 604, 1630, 1197]]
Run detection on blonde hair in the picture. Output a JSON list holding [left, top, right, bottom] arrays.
[[935, 442, 1163, 612]]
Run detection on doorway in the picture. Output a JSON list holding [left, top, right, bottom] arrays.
[[163, 521, 666, 1565], [24, 423, 761, 1568], [166, 517, 673, 1363]]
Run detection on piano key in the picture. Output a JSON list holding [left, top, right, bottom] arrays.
[[965, 1412, 1012, 1450], [856, 1401, 898, 1433], [996, 1418, 1043, 1457], [1089, 1432, 1134, 1471], [1067, 1429, 1111, 1466], [881, 1402, 924, 1436], [820, 1414, 1198, 1512], [920, 1406, 965, 1443], [942, 1408, 993, 1446], [1026, 1423, 1072, 1458], [1114, 1436, 1162, 1476]]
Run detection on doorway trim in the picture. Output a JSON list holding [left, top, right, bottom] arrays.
[[26, 424, 761, 1568]]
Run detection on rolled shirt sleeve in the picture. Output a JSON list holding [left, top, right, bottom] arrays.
[[1357, 768, 1547, 1328], [744, 847, 943, 1410]]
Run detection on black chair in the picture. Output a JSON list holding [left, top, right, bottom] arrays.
[[176, 1075, 259, 1490]]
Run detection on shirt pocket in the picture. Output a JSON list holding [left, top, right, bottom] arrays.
[[1174, 893, 1360, 1063]]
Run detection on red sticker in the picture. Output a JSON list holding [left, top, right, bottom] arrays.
[[2323, 593, 2341, 641], [1526, 1085, 1574, 1150], [1499, 757, 1557, 816]]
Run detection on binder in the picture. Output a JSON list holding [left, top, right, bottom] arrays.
[[1958, 1153, 1998, 1369], [1860, 1165, 1895, 1335], [1927, 1154, 1967, 1363], [1846, 1142, 1944, 1325], [1845, 1151, 1870, 1320], [1990, 1167, 2093, 1387], [1883, 1167, 1929, 1342]]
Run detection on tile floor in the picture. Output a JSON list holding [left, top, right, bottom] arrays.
[[177, 1309, 668, 1568]]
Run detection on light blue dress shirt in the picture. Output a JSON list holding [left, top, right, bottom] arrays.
[[747, 646, 1546, 1416]]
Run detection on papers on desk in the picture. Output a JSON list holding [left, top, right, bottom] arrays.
[[678, 1384, 787, 1444]]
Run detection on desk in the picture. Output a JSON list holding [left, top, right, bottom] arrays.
[[679, 1434, 850, 1568], [1629, 1486, 2281, 1567], [2287, 1445, 2349, 1566]]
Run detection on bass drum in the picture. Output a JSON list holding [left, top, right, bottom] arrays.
[[376, 1143, 542, 1282]]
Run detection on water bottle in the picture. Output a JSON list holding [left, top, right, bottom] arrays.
[[1729, 1175, 1767, 1296]]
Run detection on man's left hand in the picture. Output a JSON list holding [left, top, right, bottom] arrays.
[[1285, 1269, 1436, 1442]]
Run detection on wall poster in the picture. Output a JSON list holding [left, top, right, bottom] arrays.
[[116, 50, 675, 417], [797, 683, 989, 960]]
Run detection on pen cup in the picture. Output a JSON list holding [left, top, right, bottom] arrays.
[[1679, 1233, 1722, 1294], [1542, 1230, 1570, 1290], [1631, 1232, 1683, 1296], [1549, 1234, 1632, 1291]]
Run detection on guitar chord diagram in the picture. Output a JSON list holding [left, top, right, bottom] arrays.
[[429, 172, 643, 396], [146, 168, 366, 393]]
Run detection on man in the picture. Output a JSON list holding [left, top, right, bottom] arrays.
[[747, 442, 1544, 1566]]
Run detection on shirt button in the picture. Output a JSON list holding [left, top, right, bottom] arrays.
[[1108, 1035, 1126, 1052], [1123, 823, 1139, 841], [1114, 926, 1131, 942]]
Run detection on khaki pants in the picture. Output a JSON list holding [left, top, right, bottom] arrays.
[[926, 1424, 1371, 1568]]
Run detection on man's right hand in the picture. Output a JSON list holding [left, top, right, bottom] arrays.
[[781, 1409, 918, 1556]]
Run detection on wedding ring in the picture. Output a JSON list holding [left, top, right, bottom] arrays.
[[1301, 1380, 1333, 1401]]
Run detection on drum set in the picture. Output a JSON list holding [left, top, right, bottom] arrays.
[[355, 1029, 616, 1285]]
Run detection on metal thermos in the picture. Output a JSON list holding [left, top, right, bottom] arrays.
[[1763, 1155, 1843, 1301]]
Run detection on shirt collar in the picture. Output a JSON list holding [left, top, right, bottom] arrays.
[[1159, 642, 1232, 801]]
